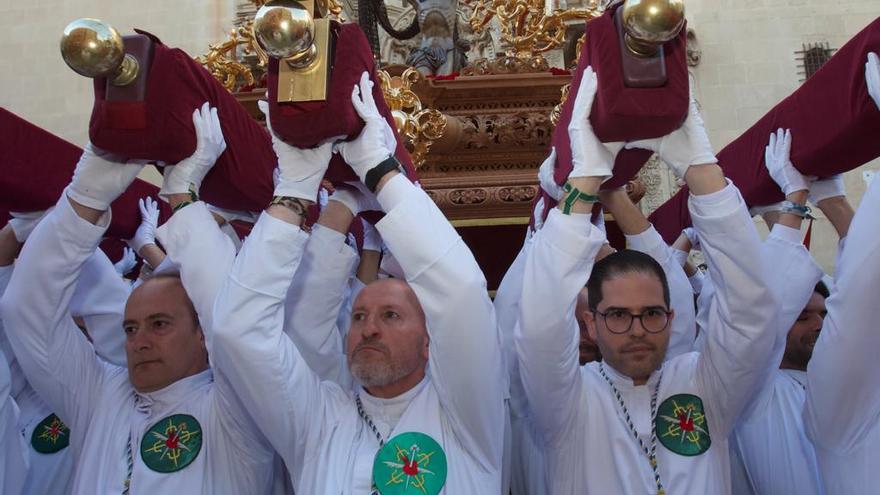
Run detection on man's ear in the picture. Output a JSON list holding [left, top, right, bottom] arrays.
[[585, 310, 599, 342]]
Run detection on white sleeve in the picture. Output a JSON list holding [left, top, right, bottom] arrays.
[[0, 349, 27, 495], [212, 212, 336, 474], [691, 183, 778, 437], [0, 195, 116, 433], [688, 270, 705, 295], [283, 224, 357, 386], [516, 208, 604, 445], [626, 226, 697, 360], [376, 174, 505, 470], [493, 239, 531, 410], [337, 277, 366, 343], [156, 202, 275, 462], [805, 175, 880, 452], [740, 224, 822, 419], [156, 202, 238, 341], [68, 248, 131, 366]]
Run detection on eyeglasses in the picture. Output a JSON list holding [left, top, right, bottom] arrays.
[[593, 308, 671, 334]]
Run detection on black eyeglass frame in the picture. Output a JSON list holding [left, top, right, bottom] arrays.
[[592, 308, 673, 334]]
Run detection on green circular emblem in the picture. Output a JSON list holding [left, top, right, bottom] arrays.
[[30, 413, 70, 454], [655, 393, 711, 456], [140, 414, 202, 473], [372, 431, 448, 495]]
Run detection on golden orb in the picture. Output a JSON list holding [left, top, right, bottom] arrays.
[[60, 18, 139, 85], [254, 0, 316, 66], [620, 0, 686, 57]]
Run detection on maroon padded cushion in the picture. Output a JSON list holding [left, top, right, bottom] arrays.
[[267, 22, 417, 185], [649, 17, 880, 243], [551, 3, 689, 189], [88, 30, 277, 211], [0, 108, 171, 239]]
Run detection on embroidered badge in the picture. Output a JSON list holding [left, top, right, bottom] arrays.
[[656, 393, 711, 456], [140, 414, 202, 473], [372, 432, 447, 495], [31, 413, 70, 454]]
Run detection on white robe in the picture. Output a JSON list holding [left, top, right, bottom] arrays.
[[495, 223, 700, 495], [0, 335, 26, 495], [212, 174, 505, 494], [804, 169, 880, 495], [0, 246, 130, 495], [516, 183, 777, 494], [283, 223, 358, 387], [731, 224, 825, 495], [0, 196, 275, 495]]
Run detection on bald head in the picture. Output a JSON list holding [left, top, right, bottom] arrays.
[[123, 274, 207, 393], [347, 278, 429, 398]]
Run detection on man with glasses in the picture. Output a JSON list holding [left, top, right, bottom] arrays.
[[516, 66, 776, 494]]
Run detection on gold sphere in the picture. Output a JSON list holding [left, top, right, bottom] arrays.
[[60, 18, 125, 78], [621, 0, 686, 57], [253, 0, 315, 60]]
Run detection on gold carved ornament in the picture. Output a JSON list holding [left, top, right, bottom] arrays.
[[465, 0, 600, 59], [198, 0, 343, 92], [377, 67, 448, 169]]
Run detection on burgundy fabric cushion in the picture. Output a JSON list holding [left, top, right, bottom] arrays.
[[0, 108, 171, 239], [551, 3, 688, 189], [88, 30, 276, 211], [267, 22, 417, 185], [0, 108, 83, 212], [649, 17, 880, 243]]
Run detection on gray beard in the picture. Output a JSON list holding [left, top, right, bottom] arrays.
[[349, 355, 415, 388]]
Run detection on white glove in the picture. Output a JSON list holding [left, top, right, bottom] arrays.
[[338, 71, 398, 182], [809, 174, 846, 205], [114, 247, 137, 276], [568, 67, 623, 182], [127, 197, 160, 253], [329, 182, 381, 215], [67, 143, 146, 211], [626, 95, 717, 178], [682, 226, 701, 251], [362, 219, 382, 252], [538, 147, 564, 201], [160, 102, 227, 198], [764, 128, 812, 195], [258, 100, 335, 201], [867, 52, 880, 110], [8, 210, 50, 243]]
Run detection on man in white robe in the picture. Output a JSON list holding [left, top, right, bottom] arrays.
[[0, 103, 277, 494], [211, 72, 505, 494], [803, 51, 880, 495], [516, 66, 777, 494]]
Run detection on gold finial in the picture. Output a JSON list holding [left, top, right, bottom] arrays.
[[60, 18, 139, 85]]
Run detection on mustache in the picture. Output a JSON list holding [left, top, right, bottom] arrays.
[[352, 340, 391, 356]]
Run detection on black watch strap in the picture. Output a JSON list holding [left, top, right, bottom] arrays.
[[365, 156, 402, 193]]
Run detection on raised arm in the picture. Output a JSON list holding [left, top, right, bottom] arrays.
[[283, 192, 359, 386], [211, 107, 338, 473], [804, 62, 880, 448], [627, 94, 777, 437], [600, 188, 697, 359], [338, 71, 505, 469], [0, 144, 145, 430], [69, 248, 133, 366], [517, 67, 611, 444]]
